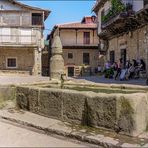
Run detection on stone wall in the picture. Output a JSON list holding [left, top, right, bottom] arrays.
[[16, 86, 148, 136], [0, 48, 40, 75], [107, 25, 148, 64], [63, 48, 99, 76], [0, 85, 16, 101]]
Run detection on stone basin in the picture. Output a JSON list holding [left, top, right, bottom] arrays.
[[16, 84, 148, 137]]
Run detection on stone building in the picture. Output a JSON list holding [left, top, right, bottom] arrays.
[[48, 16, 100, 77], [0, 0, 50, 75], [93, 0, 148, 69]]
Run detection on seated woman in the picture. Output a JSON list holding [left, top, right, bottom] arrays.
[[135, 59, 146, 78], [127, 63, 135, 79]]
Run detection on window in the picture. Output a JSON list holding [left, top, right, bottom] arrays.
[[7, 58, 17, 68], [68, 53, 73, 59], [32, 13, 42, 25], [83, 32, 90, 44], [110, 51, 115, 64], [0, 5, 4, 10], [83, 53, 90, 65]]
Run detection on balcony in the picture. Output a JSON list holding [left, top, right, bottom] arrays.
[[63, 43, 98, 49], [0, 35, 37, 47], [98, 2, 148, 39], [101, 3, 134, 28], [0, 11, 43, 27]]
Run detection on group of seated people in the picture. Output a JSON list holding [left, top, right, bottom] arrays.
[[103, 58, 146, 80]]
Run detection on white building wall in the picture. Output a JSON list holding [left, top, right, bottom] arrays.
[[133, 0, 144, 12], [97, 1, 111, 34], [122, 0, 144, 12]]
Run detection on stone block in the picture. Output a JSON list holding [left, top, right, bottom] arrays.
[[0, 86, 16, 101], [38, 89, 62, 119], [16, 87, 29, 110], [86, 94, 116, 129], [28, 88, 39, 113], [62, 91, 86, 124], [116, 93, 148, 136]]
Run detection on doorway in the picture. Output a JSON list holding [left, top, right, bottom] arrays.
[[110, 50, 115, 64], [68, 67, 74, 77], [121, 49, 126, 67]]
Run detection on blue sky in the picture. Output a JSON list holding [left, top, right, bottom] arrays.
[[22, 1, 96, 38]]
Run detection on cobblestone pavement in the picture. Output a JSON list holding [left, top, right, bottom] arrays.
[[0, 118, 94, 147], [74, 76, 146, 86], [0, 75, 49, 85]]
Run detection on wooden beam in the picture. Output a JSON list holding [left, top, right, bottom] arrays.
[[76, 29, 78, 44]]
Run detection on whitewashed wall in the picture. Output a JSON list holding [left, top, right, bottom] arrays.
[[97, 1, 111, 34]]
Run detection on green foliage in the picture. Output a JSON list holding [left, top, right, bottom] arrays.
[[104, 68, 114, 78], [102, 0, 126, 23], [111, 0, 125, 13]]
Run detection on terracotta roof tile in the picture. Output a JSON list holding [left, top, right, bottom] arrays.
[[56, 22, 97, 29]]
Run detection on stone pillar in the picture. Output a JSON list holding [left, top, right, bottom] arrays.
[[50, 36, 64, 80], [33, 48, 42, 75]]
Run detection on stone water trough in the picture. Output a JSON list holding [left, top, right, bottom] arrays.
[[16, 84, 148, 137]]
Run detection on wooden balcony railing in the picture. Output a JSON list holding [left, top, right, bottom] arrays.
[[63, 43, 98, 49], [0, 35, 37, 46]]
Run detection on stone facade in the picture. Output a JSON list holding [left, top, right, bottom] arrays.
[[0, 0, 50, 75], [63, 48, 99, 76], [107, 25, 148, 64], [93, 0, 148, 69], [0, 48, 34, 73]]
